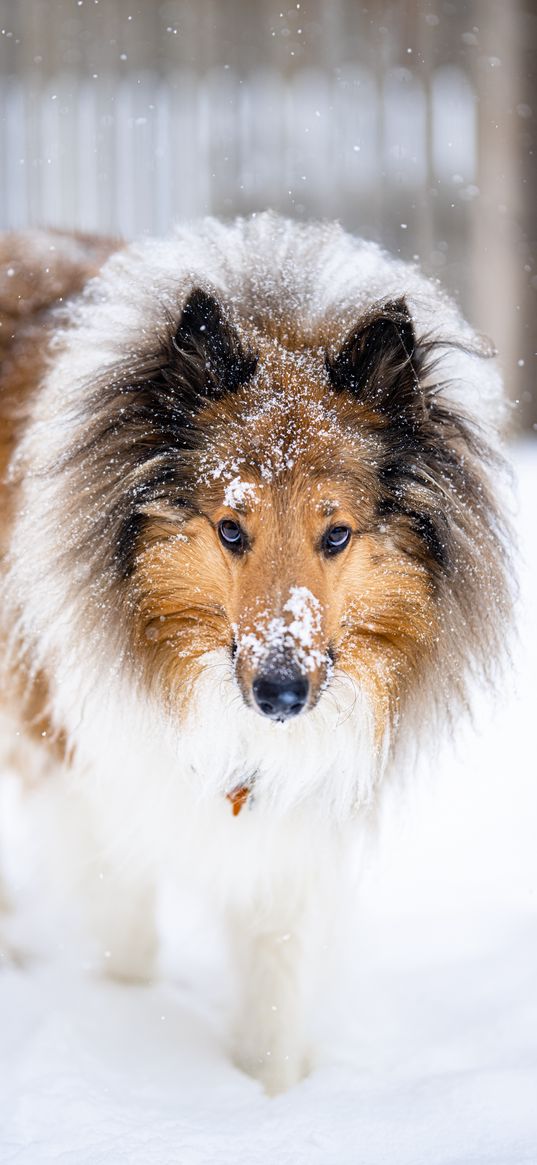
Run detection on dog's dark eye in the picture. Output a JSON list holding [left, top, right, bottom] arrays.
[[322, 525, 352, 555], [218, 519, 245, 552]]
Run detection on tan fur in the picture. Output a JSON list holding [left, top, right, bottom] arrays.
[[0, 230, 121, 755]]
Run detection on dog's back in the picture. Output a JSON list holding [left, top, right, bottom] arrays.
[[0, 231, 118, 754]]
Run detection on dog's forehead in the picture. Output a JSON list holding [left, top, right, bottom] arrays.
[[195, 340, 376, 505]]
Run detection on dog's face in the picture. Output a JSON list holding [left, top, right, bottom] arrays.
[[2, 224, 509, 817], [124, 291, 442, 742]]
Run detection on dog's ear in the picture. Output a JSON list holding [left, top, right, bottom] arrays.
[[173, 288, 257, 398], [326, 298, 423, 422]]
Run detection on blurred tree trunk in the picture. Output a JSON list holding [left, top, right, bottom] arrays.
[[519, 0, 537, 432], [472, 0, 536, 432]]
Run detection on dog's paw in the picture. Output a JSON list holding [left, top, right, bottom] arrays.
[[100, 938, 157, 985], [233, 1045, 312, 1096], [0, 929, 31, 970]]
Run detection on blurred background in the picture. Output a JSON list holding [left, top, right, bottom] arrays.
[[1, 9, 536, 1154], [0, 0, 535, 429]]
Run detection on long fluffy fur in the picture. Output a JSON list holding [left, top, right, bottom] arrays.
[[0, 213, 512, 1093]]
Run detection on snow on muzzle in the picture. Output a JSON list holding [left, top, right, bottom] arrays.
[[233, 587, 330, 721]]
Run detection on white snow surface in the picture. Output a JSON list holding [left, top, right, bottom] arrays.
[[1, 443, 536, 1165]]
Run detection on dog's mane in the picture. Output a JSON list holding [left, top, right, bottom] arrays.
[[3, 214, 513, 780]]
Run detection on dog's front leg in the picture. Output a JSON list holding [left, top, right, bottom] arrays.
[[228, 899, 319, 1096], [84, 864, 158, 983]]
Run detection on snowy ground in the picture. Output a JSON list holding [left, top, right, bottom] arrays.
[[1, 442, 536, 1165]]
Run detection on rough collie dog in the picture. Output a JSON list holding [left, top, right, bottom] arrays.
[[0, 214, 510, 1094]]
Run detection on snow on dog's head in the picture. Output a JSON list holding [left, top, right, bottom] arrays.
[[115, 297, 444, 749], [7, 215, 512, 816]]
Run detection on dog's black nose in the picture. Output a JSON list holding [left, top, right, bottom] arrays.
[[252, 672, 309, 721]]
